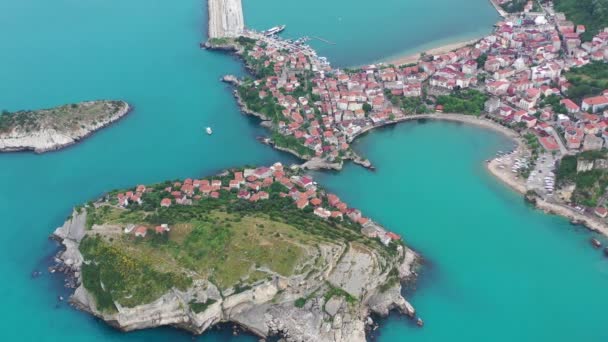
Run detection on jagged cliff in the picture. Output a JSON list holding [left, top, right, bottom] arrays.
[[0, 100, 130, 153], [53, 209, 419, 341]]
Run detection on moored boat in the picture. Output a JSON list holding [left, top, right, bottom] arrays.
[[206, 127, 213, 135], [264, 25, 286, 36]]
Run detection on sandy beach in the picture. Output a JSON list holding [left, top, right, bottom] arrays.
[[484, 128, 608, 237], [486, 145, 528, 195], [349, 113, 521, 144], [380, 113, 608, 238], [382, 38, 481, 66]]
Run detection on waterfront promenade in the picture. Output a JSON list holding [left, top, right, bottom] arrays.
[[208, 0, 244, 38]]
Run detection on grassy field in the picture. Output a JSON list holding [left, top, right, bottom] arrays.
[[79, 175, 402, 312], [80, 236, 192, 312], [81, 207, 336, 311]]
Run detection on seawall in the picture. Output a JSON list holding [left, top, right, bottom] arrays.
[[207, 0, 245, 39]]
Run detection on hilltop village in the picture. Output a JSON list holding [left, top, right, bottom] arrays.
[[111, 162, 401, 245], [210, 1, 608, 232], [229, 4, 608, 162], [54, 162, 418, 341]]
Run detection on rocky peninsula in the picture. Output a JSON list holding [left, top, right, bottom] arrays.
[[0, 100, 130, 153], [52, 163, 420, 341]]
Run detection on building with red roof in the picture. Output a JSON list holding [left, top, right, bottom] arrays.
[[134, 226, 148, 238], [160, 198, 172, 207]]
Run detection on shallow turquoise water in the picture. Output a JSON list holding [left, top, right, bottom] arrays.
[[243, 0, 498, 66], [315, 122, 608, 341], [1, 0, 606, 341]]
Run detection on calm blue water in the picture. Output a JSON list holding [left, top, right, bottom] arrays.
[[315, 122, 608, 341], [243, 0, 498, 66], [2, 0, 606, 341]]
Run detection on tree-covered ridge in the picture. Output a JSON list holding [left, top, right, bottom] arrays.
[[436, 89, 488, 116], [80, 236, 192, 312], [554, 0, 608, 41], [557, 150, 608, 206], [564, 61, 608, 102]]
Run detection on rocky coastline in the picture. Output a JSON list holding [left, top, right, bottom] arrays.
[[51, 208, 421, 341], [0, 100, 131, 153]]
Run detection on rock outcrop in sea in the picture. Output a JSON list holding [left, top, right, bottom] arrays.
[[0, 100, 130, 153]]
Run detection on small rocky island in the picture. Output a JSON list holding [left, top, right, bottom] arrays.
[[0, 100, 130, 153], [52, 162, 419, 341]]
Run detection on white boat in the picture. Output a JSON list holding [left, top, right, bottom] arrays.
[[206, 127, 213, 135], [264, 25, 286, 36]]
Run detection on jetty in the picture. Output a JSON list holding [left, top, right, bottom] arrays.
[[311, 36, 336, 45], [207, 0, 244, 38]]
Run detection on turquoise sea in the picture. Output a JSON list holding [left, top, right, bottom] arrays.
[[0, 0, 607, 341]]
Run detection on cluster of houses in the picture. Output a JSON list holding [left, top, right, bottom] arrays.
[[124, 223, 169, 238], [240, 2, 608, 165], [475, 6, 608, 154], [112, 162, 401, 245], [243, 36, 432, 161]]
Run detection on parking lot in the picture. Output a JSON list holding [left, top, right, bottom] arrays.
[[526, 153, 557, 196]]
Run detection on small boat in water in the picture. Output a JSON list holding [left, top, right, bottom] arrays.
[[264, 25, 286, 36], [416, 318, 424, 327], [591, 238, 601, 248], [206, 127, 213, 135]]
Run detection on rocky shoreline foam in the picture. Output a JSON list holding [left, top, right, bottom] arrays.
[[51, 209, 421, 341], [0, 100, 131, 153]]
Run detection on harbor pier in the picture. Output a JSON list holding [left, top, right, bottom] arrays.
[[208, 0, 245, 38]]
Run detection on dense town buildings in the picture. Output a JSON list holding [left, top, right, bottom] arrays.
[[234, 2, 608, 168]]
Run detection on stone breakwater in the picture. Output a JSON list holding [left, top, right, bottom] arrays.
[[52, 210, 421, 342], [207, 0, 244, 39], [0, 101, 131, 153]]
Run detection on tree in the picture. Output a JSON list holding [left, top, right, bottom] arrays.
[[362, 103, 372, 114], [555, 0, 608, 40], [475, 53, 488, 66]]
